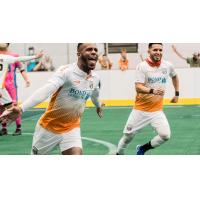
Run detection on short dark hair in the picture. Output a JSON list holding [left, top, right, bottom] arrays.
[[77, 43, 83, 51], [148, 43, 163, 48]]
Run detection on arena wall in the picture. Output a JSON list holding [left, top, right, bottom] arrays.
[[16, 68, 200, 107]]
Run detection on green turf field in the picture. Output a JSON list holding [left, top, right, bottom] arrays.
[[0, 106, 200, 155]]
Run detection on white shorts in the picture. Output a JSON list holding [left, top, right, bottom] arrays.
[[0, 88, 12, 105], [32, 123, 82, 155], [123, 109, 170, 135]]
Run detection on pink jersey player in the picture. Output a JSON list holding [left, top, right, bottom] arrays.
[[0, 49, 30, 136]]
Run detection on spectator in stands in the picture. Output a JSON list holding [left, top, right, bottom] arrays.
[[33, 54, 54, 71], [98, 54, 113, 70], [119, 48, 129, 71], [27, 47, 41, 71], [172, 45, 200, 67]]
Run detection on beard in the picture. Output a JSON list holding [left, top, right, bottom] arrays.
[[151, 55, 161, 62], [82, 56, 96, 68]]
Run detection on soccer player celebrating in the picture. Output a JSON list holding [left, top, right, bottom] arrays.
[[0, 43, 104, 155], [116, 43, 179, 155]]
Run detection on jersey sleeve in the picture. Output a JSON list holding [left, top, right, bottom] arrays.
[[135, 63, 145, 83], [0, 55, 37, 64], [169, 63, 177, 77], [21, 68, 68, 112], [48, 67, 68, 89]]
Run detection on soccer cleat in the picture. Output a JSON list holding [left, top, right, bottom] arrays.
[[13, 128, 22, 136], [0, 128, 8, 136], [136, 145, 145, 155]]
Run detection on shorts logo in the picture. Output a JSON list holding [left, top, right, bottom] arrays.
[[126, 125, 133, 131]]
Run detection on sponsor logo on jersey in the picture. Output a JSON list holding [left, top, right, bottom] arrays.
[[69, 88, 91, 100], [148, 77, 167, 84]]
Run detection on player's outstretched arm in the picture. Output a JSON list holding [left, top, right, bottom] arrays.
[[17, 51, 43, 62], [1, 51, 43, 64], [171, 45, 186, 60], [0, 83, 58, 123]]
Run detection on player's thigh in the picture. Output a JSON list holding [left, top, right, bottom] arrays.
[[5, 86, 17, 102], [32, 123, 61, 155], [150, 111, 171, 138], [123, 109, 150, 135], [59, 128, 82, 155]]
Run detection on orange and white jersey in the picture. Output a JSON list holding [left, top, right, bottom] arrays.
[[134, 60, 177, 112], [37, 63, 101, 134]]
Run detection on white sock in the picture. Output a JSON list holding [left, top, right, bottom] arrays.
[[117, 134, 134, 155], [151, 135, 165, 148]]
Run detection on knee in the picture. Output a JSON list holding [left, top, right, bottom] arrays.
[[157, 126, 171, 141], [123, 131, 138, 144]]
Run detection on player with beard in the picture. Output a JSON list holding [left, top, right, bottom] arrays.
[[116, 43, 179, 155], [0, 43, 104, 155]]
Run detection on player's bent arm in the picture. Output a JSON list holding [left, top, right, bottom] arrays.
[[91, 87, 101, 108], [135, 83, 164, 96], [135, 82, 152, 94], [170, 75, 179, 103], [172, 75, 179, 92], [20, 70, 30, 87], [91, 85, 104, 118]]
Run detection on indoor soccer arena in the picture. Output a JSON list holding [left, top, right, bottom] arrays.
[[0, 43, 200, 155]]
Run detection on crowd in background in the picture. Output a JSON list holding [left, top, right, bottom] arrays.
[[98, 44, 200, 71], [26, 46, 54, 72], [13, 44, 200, 72]]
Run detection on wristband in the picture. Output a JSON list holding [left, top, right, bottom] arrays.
[[175, 91, 179, 96], [149, 89, 154, 94]]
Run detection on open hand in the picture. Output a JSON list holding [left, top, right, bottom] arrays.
[[96, 103, 105, 118], [170, 96, 179, 103], [36, 50, 43, 59], [0, 106, 22, 124]]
